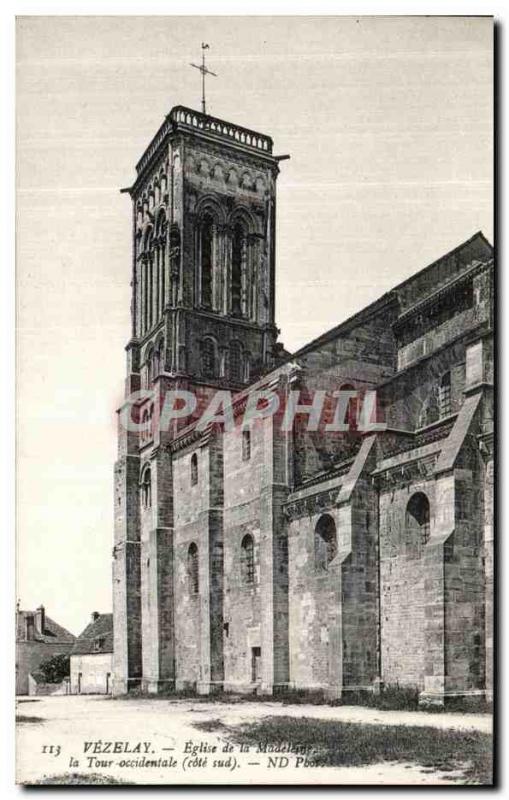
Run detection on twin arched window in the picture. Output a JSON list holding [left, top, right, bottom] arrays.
[[241, 534, 255, 584], [197, 211, 250, 317], [314, 514, 337, 572], [187, 543, 199, 594]]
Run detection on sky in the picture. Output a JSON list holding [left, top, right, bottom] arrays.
[[16, 15, 493, 635]]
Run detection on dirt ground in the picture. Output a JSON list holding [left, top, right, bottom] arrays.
[[15, 694, 492, 786]]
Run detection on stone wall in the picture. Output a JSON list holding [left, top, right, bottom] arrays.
[[16, 641, 74, 696], [28, 676, 70, 696], [222, 409, 290, 694], [288, 509, 342, 691], [71, 653, 113, 694], [379, 479, 435, 688], [172, 434, 224, 693]]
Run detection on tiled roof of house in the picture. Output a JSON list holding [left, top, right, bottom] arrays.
[[72, 613, 113, 655], [16, 609, 76, 644]]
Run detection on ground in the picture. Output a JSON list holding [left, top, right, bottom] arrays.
[[16, 695, 493, 786]]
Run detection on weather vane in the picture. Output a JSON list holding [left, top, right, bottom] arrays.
[[190, 43, 217, 116]]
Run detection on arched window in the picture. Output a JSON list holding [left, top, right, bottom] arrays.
[[231, 222, 246, 317], [314, 514, 337, 571], [146, 347, 154, 386], [141, 408, 151, 442], [141, 467, 151, 508], [241, 534, 255, 584], [405, 492, 430, 554], [187, 543, 199, 594], [156, 213, 166, 318], [438, 371, 451, 418], [144, 230, 154, 332], [190, 452, 198, 486], [339, 384, 357, 430], [149, 403, 154, 440], [242, 429, 251, 461], [153, 338, 164, 378], [202, 337, 217, 379], [200, 214, 214, 309], [230, 340, 243, 382]]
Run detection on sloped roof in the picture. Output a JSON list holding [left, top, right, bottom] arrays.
[[289, 231, 493, 360], [16, 610, 75, 644], [72, 614, 113, 655]]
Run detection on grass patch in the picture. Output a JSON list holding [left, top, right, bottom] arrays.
[[114, 685, 492, 714], [16, 715, 45, 724], [192, 717, 224, 733], [28, 772, 128, 785], [204, 716, 492, 785], [342, 685, 420, 710]]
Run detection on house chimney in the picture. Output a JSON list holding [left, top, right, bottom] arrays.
[[35, 605, 45, 634], [25, 614, 35, 641], [91, 611, 100, 623]]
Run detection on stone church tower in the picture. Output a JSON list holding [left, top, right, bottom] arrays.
[[113, 104, 493, 705], [113, 107, 285, 693]]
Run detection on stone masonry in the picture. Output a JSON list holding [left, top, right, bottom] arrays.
[[112, 106, 494, 705]]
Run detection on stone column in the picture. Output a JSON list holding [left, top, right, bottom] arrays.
[[112, 406, 142, 695], [140, 447, 175, 694]]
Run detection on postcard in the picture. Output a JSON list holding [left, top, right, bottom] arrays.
[[16, 14, 494, 786]]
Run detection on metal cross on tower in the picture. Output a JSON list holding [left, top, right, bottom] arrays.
[[190, 43, 217, 115]]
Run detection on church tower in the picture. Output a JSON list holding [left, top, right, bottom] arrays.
[[126, 105, 282, 396], [113, 105, 285, 694]]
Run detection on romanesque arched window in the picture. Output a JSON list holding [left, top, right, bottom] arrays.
[[242, 429, 251, 461], [141, 467, 151, 508], [231, 222, 246, 317], [144, 230, 154, 332], [230, 340, 243, 382], [145, 346, 154, 386], [241, 534, 255, 584], [153, 338, 164, 378], [141, 409, 149, 442], [149, 403, 154, 440], [405, 492, 430, 554], [200, 213, 214, 309], [202, 337, 217, 379], [438, 371, 451, 418], [191, 452, 198, 486], [314, 514, 337, 571], [156, 211, 167, 318], [339, 383, 357, 430], [187, 543, 199, 594]]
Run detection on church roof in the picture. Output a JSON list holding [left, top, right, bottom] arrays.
[[285, 230, 493, 361]]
